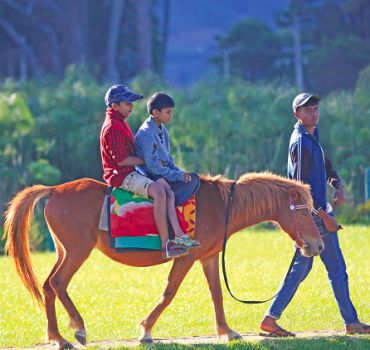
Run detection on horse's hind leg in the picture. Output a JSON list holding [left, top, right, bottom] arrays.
[[43, 242, 70, 348], [49, 242, 94, 347], [200, 254, 242, 340], [139, 255, 195, 343]]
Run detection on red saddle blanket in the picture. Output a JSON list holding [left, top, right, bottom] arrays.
[[110, 188, 196, 238]]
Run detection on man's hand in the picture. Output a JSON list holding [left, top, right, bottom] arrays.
[[184, 173, 192, 182], [332, 185, 346, 208], [118, 156, 144, 166]]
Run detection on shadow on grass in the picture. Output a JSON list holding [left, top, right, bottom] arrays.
[[88, 336, 370, 350]]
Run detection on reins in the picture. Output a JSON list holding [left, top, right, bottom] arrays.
[[221, 182, 300, 304]]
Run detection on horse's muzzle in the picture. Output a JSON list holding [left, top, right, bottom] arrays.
[[301, 240, 324, 257]]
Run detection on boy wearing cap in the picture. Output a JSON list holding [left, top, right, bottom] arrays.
[[260, 93, 370, 337], [100, 85, 187, 259], [135, 92, 201, 249]]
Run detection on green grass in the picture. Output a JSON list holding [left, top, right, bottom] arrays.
[[1, 226, 369, 349]]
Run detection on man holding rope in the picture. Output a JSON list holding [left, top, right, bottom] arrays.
[[260, 93, 370, 337]]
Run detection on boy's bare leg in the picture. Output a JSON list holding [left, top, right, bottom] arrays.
[[155, 178, 185, 237], [147, 182, 169, 248]]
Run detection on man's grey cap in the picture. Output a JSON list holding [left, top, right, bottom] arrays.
[[292, 93, 321, 113]]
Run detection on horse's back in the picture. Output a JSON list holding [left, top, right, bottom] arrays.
[[52, 177, 106, 194], [45, 178, 106, 247]]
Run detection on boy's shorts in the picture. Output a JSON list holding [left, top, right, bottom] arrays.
[[120, 171, 153, 198]]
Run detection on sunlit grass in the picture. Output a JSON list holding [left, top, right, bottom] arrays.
[[0, 226, 369, 347]]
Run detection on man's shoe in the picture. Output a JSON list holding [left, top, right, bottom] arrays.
[[173, 235, 201, 249], [162, 240, 189, 259], [346, 322, 370, 335]]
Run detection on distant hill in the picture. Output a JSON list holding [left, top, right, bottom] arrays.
[[164, 0, 290, 86]]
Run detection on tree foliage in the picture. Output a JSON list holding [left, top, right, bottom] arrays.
[[3, 69, 369, 208], [214, 19, 281, 82], [0, 0, 168, 82], [213, 0, 370, 94], [1, 69, 370, 252]]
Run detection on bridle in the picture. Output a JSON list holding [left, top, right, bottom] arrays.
[[221, 182, 305, 304], [288, 197, 312, 250]]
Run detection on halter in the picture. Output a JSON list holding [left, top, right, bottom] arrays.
[[288, 197, 311, 249]]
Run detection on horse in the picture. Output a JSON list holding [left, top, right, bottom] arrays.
[[3, 172, 324, 349]]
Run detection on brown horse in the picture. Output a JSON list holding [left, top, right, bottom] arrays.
[[3, 172, 323, 349]]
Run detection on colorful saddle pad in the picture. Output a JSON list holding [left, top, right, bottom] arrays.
[[109, 188, 196, 250]]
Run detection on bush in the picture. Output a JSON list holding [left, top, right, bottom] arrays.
[[336, 202, 370, 225]]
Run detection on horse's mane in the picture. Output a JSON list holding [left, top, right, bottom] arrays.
[[201, 172, 312, 217]]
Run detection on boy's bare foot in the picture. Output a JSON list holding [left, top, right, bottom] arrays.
[[259, 316, 295, 337]]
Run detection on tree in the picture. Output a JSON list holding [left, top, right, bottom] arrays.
[[344, 0, 370, 43], [0, 91, 35, 210], [135, 0, 153, 72], [308, 34, 370, 93], [306, 0, 370, 93], [0, 0, 163, 82], [213, 19, 281, 82], [106, 0, 125, 82], [276, 0, 319, 90]]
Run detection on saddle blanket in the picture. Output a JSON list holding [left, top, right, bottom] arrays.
[[99, 188, 196, 250]]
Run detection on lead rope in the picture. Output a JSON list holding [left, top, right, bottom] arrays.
[[221, 182, 300, 304]]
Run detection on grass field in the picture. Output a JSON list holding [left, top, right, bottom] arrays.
[[0, 226, 369, 349]]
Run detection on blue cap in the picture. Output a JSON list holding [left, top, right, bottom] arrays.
[[104, 84, 144, 107]]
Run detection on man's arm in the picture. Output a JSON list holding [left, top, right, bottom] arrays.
[[325, 156, 346, 207], [325, 156, 342, 188], [118, 156, 143, 167], [291, 144, 310, 182], [106, 130, 143, 167]]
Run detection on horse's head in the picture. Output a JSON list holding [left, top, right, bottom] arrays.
[[277, 188, 324, 257]]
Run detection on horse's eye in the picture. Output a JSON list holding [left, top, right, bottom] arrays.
[[301, 209, 309, 216]]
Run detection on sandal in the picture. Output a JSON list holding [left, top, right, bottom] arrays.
[[259, 326, 295, 338], [346, 322, 370, 335], [162, 240, 188, 259]]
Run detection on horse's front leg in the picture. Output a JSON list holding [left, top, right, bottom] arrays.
[[200, 254, 242, 341], [139, 255, 195, 343]]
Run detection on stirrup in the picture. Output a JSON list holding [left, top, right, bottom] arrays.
[[173, 235, 201, 248]]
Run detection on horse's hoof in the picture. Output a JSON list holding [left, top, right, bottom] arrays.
[[139, 334, 153, 344], [74, 329, 87, 345], [228, 330, 242, 341], [60, 341, 76, 350]]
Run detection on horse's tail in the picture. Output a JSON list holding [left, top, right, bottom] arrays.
[[3, 184, 54, 308]]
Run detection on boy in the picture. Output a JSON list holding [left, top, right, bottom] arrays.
[[135, 92, 200, 248], [100, 85, 187, 259]]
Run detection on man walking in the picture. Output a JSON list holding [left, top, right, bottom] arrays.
[[260, 93, 370, 337]]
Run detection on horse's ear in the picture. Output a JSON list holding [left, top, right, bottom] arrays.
[[289, 188, 298, 201]]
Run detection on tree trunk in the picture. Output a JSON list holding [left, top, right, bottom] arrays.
[[0, 18, 42, 78], [136, 0, 152, 72], [292, 10, 304, 90], [1, 0, 63, 77], [106, 0, 124, 82], [62, 0, 88, 67], [159, 0, 170, 75]]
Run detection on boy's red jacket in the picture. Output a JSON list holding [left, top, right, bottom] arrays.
[[100, 108, 135, 187]]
